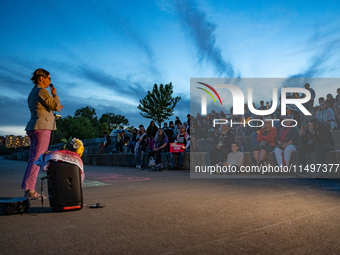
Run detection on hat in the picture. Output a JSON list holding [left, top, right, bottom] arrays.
[[286, 105, 298, 111], [184, 122, 188, 125], [179, 125, 185, 129]]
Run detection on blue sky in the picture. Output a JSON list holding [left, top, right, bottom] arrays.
[[1, 0, 340, 136]]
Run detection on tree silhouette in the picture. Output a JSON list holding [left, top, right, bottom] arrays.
[[137, 82, 181, 127], [52, 116, 97, 143], [99, 113, 129, 131], [74, 106, 97, 120]]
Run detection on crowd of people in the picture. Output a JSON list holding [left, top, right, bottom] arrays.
[[98, 116, 192, 170], [201, 83, 338, 174], [97, 82, 338, 174]]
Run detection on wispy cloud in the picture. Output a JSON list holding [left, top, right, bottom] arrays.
[[289, 38, 340, 78], [288, 22, 340, 78], [94, 2, 155, 64], [77, 66, 149, 97], [174, 0, 235, 76]]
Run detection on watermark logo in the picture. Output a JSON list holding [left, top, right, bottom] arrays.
[[199, 83, 312, 116], [196, 82, 222, 107]]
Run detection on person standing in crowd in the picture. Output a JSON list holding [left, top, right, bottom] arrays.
[[135, 126, 148, 169], [223, 142, 244, 172], [196, 113, 203, 126], [304, 83, 316, 111], [175, 116, 181, 126], [316, 101, 337, 130], [336, 88, 340, 101], [175, 121, 182, 135], [163, 122, 168, 129], [117, 131, 123, 144], [209, 124, 235, 165], [333, 96, 340, 129], [190, 118, 203, 151], [173, 125, 190, 170], [184, 122, 190, 135], [326, 94, 335, 109], [298, 118, 335, 175], [187, 114, 191, 126], [149, 128, 169, 165], [129, 128, 138, 153], [147, 121, 158, 151], [286, 105, 302, 128], [252, 119, 277, 167], [243, 106, 252, 136], [115, 130, 128, 154], [98, 132, 111, 154], [266, 101, 270, 110], [291, 92, 300, 99], [22, 68, 63, 199], [258, 101, 266, 110], [273, 117, 300, 167], [314, 97, 325, 113], [164, 121, 175, 146]]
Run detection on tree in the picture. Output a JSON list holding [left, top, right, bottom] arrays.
[[74, 106, 101, 136], [101, 122, 109, 134], [52, 116, 97, 144], [125, 126, 135, 133], [99, 113, 129, 131], [137, 82, 181, 127], [74, 106, 97, 120]]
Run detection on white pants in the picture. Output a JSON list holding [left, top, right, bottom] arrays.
[[274, 145, 296, 167]]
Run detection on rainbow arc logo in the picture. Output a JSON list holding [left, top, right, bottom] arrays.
[[196, 82, 222, 106]]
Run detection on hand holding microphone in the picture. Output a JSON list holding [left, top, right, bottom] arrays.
[[49, 84, 64, 112], [49, 83, 57, 96]]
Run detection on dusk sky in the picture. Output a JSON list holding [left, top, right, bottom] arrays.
[[1, 0, 340, 136]]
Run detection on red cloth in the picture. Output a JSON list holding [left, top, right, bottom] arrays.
[[278, 127, 290, 142], [257, 127, 277, 146]]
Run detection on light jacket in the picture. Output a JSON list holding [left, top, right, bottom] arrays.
[[25, 85, 61, 131]]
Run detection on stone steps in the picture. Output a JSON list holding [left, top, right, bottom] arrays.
[[80, 150, 340, 171]]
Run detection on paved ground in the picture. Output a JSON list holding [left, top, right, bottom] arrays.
[[1, 158, 340, 255]]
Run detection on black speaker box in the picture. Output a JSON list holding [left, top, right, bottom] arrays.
[[47, 161, 83, 212]]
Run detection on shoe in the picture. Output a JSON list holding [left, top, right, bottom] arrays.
[[136, 165, 140, 168], [257, 160, 264, 168], [24, 190, 46, 200], [137, 165, 142, 169]]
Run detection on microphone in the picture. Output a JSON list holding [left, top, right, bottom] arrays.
[[49, 83, 54, 88]]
